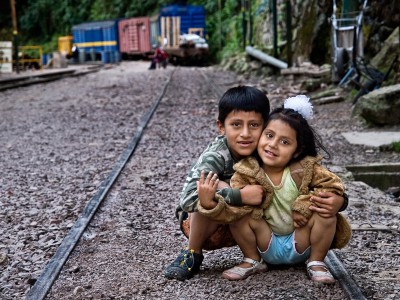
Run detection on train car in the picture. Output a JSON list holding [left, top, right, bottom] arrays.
[[69, 4, 208, 65], [160, 4, 206, 35], [72, 20, 121, 63], [158, 4, 209, 65], [118, 17, 153, 59]]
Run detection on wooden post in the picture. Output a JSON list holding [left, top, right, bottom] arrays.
[[10, 0, 19, 73], [172, 17, 176, 47], [249, 0, 253, 46], [241, 0, 247, 50], [177, 17, 180, 47], [286, 0, 292, 67], [218, 0, 222, 49], [161, 17, 165, 46], [166, 17, 170, 47], [272, 0, 278, 58]]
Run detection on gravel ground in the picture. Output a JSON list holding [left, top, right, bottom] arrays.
[[1, 61, 399, 299]]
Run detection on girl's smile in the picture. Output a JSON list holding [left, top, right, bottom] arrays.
[[258, 119, 298, 172]]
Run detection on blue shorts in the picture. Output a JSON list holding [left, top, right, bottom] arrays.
[[258, 232, 310, 265]]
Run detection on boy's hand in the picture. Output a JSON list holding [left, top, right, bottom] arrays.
[[309, 192, 344, 218], [292, 211, 308, 228], [240, 185, 264, 206], [197, 170, 219, 210]]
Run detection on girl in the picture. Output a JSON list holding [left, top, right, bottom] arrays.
[[197, 95, 351, 283]]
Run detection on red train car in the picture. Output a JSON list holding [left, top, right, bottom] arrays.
[[118, 17, 152, 59]]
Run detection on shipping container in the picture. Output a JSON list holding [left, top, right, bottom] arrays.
[[159, 4, 206, 36], [72, 20, 120, 63], [119, 17, 152, 58], [159, 4, 208, 65]]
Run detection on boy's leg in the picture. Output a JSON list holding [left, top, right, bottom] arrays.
[[188, 212, 220, 253], [164, 212, 219, 280]]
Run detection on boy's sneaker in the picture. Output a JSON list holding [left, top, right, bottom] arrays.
[[164, 248, 204, 281]]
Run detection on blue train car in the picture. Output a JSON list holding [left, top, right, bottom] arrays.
[[159, 4, 206, 36], [159, 4, 208, 65], [72, 20, 121, 63], [69, 4, 208, 65]]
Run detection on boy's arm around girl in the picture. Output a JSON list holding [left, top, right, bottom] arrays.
[[197, 155, 352, 250]]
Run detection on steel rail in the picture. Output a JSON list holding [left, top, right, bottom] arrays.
[[200, 69, 224, 99], [25, 69, 175, 300], [326, 250, 367, 300], [0, 66, 102, 91]]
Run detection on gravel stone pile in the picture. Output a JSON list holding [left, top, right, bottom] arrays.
[[0, 62, 399, 299]]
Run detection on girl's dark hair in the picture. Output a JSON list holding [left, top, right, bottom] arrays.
[[267, 107, 331, 163], [218, 86, 270, 123]]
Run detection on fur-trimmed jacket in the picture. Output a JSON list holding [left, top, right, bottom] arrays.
[[197, 156, 352, 249]]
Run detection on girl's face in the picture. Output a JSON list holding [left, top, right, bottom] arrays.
[[258, 119, 298, 172], [217, 110, 264, 161]]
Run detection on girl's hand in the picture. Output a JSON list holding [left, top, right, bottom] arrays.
[[197, 170, 219, 210], [292, 211, 308, 228], [309, 192, 344, 217]]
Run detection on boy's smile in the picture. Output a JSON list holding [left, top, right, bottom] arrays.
[[217, 110, 264, 161]]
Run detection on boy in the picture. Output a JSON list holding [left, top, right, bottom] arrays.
[[164, 86, 347, 281]]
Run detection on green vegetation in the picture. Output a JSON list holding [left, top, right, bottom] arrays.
[[1, 0, 265, 62], [2, 1, 398, 65], [1, 0, 174, 54], [392, 142, 400, 153]]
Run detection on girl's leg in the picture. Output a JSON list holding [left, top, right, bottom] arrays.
[[188, 212, 220, 254], [295, 213, 337, 271], [229, 214, 272, 268]]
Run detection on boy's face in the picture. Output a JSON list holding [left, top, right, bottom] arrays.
[[217, 110, 264, 161]]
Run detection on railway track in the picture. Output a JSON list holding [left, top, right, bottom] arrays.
[[0, 65, 103, 91], [2, 62, 398, 299], [25, 68, 175, 300]]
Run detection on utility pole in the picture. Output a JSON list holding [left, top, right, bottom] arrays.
[[241, 0, 247, 50], [218, 0, 222, 50], [272, 0, 278, 58], [248, 0, 253, 46], [10, 0, 19, 73], [286, 0, 292, 67]]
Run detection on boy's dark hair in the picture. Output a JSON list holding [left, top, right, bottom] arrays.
[[267, 107, 330, 163], [218, 86, 270, 123]]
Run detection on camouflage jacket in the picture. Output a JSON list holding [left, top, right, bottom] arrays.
[[178, 135, 242, 213]]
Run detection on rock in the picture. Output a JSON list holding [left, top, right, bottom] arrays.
[[68, 266, 80, 273], [353, 84, 400, 125], [386, 186, 400, 197], [73, 286, 84, 295], [0, 252, 8, 265], [301, 78, 324, 92], [371, 27, 400, 72]]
